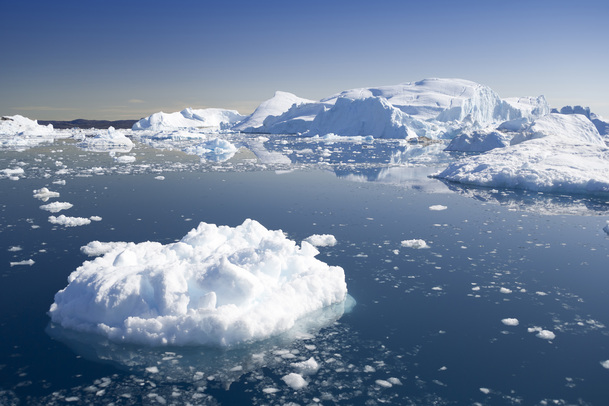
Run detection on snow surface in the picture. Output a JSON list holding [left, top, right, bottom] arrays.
[[133, 108, 245, 131], [49, 219, 347, 346], [445, 128, 512, 152], [436, 114, 609, 195]]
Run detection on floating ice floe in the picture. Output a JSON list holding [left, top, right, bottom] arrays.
[[40, 202, 73, 213], [282, 373, 308, 390], [81, 241, 128, 257], [290, 357, 320, 375], [436, 114, 609, 195], [303, 234, 337, 247], [33, 187, 60, 201], [49, 215, 92, 227], [601, 360, 609, 369], [183, 138, 238, 162], [401, 239, 430, 249], [429, 205, 447, 211], [528, 326, 556, 340], [10, 259, 35, 267], [49, 219, 347, 346], [501, 318, 519, 326], [1, 167, 25, 180]]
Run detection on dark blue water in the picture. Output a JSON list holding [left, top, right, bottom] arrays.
[[1, 140, 609, 405]]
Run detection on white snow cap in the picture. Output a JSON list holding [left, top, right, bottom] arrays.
[[49, 219, 347, 346]]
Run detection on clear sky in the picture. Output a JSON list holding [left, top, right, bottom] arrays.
[[1, 0, 608, 120]]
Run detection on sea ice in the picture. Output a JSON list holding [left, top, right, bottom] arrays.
[[501, 318, 519, 326], [39, 202, 73, 213], [600, 360, 609, 369], [282, 373, 308, 390], [183, 138, 238, 161], [49, 219, 347, 346], [81, 241, 128, 257], [1, 167, 25, 179], [303, 234, 337, 247], [429, 205, 447, 211], [49, 215, 92, 227]]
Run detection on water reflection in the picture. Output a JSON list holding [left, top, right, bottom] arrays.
[[442, 180, 609, 215], [46, 296, 355, 385]]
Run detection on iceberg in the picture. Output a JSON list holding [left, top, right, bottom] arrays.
[[231, 78, 549, 140], [183, 138, 238, 162], [78, 127, 134, 152], [444, 128, 512, 152], [133, 108, 245, 131], [1, 115, 63, 150], [435, 114, 609, 195], [232, 91, 314, 133], [49, 219, 347, 346]]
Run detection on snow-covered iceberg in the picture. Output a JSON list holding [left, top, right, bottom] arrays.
[[233, 78, 549, 139], [1, 115, 61, 150], [435, 114, 609, 195], [445, 128, 512, 152], [49, 219, 347, 346], [78, 127, 134, 152], [133, 108, 245, 131]]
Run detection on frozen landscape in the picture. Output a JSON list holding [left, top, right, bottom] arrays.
[[2, 78, 609, 405]]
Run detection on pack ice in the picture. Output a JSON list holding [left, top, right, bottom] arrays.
[[436, 114, 609, 194], [49, 219, 347, 346]]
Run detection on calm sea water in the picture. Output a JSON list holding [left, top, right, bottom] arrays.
[[1, 138, 609, 405]]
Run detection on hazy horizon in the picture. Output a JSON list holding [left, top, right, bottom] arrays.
[[2, 0, 608, 121]]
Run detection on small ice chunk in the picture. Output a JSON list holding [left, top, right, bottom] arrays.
[[155, 176, 165, 181], [500, 287, 512, 294], [291, 357, 320, 375], [262, 387, 280, 394], [431, 286, 443, 291], [90, 216, 102, 222], [81, 241, 128, 257], [501, 318, 519, 326], [401, 239, 430, 249], [303, 234, 337, 247], [10, 259, 35, 267], [429, 205, 447, 211], [8, 246, 22, 252], [145, 366, 159, 374], [33, 187, 59, 201], [282, 373, 308, 390], [39, 202, 73, 213], [603, 222, 609, 235], [528, 326, 555, 340], [375, 379, 393, 388], [480, 387, 490, 394], [115, 155, 136, 164], [49, 215, 91, 227], [388, 377, 402, 385], [600, 360, 609, 369]]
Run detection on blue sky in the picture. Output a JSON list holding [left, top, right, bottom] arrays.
[[1, 0, 608, 120]]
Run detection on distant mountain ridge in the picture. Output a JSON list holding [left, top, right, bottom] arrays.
[[38, 119, 138, 129]]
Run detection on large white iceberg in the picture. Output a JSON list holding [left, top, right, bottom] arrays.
[[133, 108, 245, 131], [436, 114, 609, 194], [1, 115, 61, 150], [233, 78, 549, 139], [49, 219, 347, 346]]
